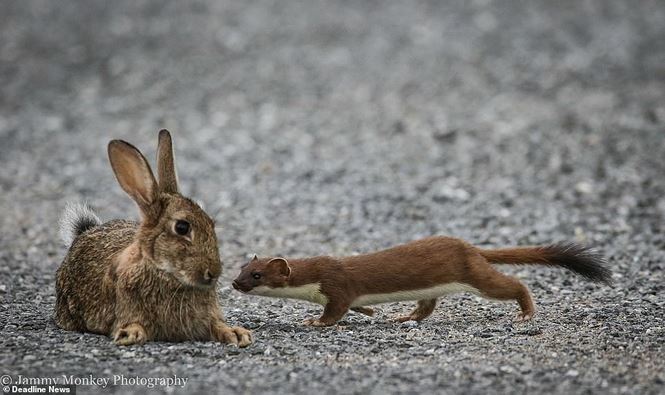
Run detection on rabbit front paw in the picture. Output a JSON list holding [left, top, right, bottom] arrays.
[[214, 324, 253, 347], [113, 323, 147, 346]]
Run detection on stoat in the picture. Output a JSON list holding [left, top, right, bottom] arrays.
[[232, 236, 610, 326]]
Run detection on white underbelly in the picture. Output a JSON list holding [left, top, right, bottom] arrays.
[[351, 282, 480, 307], [250, 283, 329, 305]]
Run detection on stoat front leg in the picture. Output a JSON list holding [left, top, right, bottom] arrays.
[[304, 300, 350, 327], [395, 298, 437, 322]]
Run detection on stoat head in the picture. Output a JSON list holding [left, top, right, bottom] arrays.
[[232, 255, 291, 294]]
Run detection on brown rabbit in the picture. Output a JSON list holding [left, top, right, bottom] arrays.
[[55, 130, 252, 347]]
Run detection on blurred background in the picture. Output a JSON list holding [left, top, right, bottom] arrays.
[[1, 1, 663, 259], [1, 1, 664, 393]]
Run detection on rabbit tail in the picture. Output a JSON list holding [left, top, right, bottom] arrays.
[[59, 202, 101, 246]]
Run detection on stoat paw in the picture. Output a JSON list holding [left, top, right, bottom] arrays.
[[303, 318, 331, 327], [113, 324, 147, 346], [514, 311, 535, 322], [394, 315, 417, 323]]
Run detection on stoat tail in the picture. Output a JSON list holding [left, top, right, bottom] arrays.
[[59, 202, 101, 246], [479, 242, 612, 284]]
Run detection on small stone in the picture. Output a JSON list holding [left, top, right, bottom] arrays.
[[401, 321, 418, 328], [575, 181, 593, 194]]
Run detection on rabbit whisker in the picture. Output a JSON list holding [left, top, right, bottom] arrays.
[[178, 290, 188, 339], [165, 282, 183, 318]]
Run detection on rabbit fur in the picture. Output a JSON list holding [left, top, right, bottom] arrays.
[[55, 130, 252, 347]]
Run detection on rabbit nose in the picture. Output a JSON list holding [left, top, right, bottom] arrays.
[[204, 270, 212, 280], [201, 269, 216, 285]]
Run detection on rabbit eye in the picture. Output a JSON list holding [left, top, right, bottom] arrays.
[[174, 220, 191, 236], [252, 273, 261, 280]]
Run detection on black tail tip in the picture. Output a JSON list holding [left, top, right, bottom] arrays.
[[546, 242, 613, 285]]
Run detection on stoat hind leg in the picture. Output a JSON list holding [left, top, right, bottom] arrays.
[[468, 255, 535, 322], [395, 298, 437, 322]]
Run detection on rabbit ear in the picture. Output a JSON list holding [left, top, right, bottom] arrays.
[[108, 140, 159, 219], [156, 129, 179, 194]]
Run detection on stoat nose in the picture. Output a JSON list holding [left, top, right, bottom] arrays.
[[232, 281, 240, 290]]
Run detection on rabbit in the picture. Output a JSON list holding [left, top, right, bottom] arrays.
[[55, 129, 252, 347]]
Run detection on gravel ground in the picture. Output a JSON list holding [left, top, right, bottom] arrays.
[[1, 1, 664, 394]]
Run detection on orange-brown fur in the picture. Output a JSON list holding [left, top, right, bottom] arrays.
[[233, 237, 610, 326]]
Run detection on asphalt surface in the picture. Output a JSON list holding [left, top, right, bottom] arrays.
[[1, 1, 664, 394]]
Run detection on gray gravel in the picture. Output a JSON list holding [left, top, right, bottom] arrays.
[[1, 1, 665, 394]]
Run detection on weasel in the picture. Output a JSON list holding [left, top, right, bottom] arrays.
[[232, 237, 611, 326]]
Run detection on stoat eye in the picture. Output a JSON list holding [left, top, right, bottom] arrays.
[[252, 272, 261, 280], [174, 220, 191, 236]]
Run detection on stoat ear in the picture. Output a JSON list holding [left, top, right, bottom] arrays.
[[252, 254, 258, 262], [268, 257, 291, 278]]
